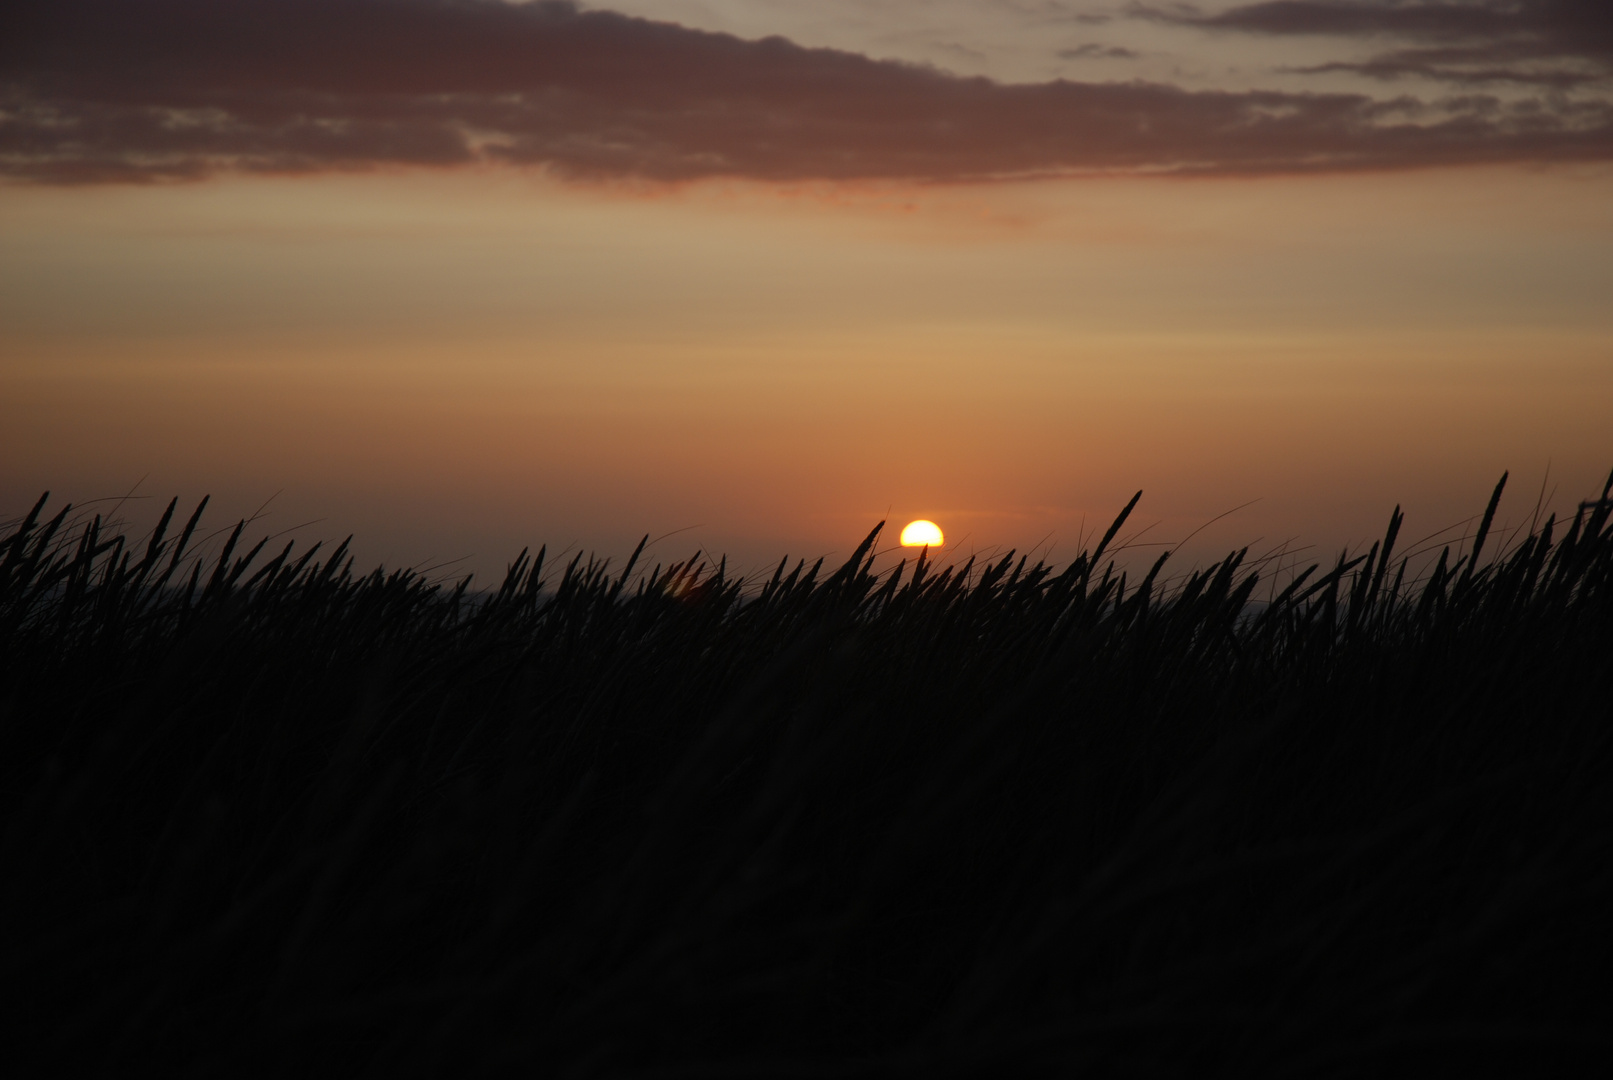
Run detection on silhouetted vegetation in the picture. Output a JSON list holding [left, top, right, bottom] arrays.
[[4, 471, 1612, 1075]]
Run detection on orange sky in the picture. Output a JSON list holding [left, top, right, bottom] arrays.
[[3, 2, 1611, 582], [5, 164, 1610, 579]]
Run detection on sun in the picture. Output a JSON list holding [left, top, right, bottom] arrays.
[[900, 520, 944, 548]]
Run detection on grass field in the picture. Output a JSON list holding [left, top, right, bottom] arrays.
[[4, 471, 1612, 1075]]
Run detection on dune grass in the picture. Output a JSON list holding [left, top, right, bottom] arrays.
[[3, 471, 1612, 1075]]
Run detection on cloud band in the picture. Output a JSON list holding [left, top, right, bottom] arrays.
[[2, 0, 1609, 184]]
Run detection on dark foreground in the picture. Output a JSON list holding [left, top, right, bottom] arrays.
[[4, 474, 1612, 1076]]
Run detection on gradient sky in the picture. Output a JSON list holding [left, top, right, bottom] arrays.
[[3, 0, 1611, 581]]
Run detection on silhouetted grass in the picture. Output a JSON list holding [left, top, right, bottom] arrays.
[[4, 471, 1612, 1076]]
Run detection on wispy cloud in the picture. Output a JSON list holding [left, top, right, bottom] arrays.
[[2, 0, 1609, 185], [1059, 44, 1142, 60], [1137, 0, 1613, 88]]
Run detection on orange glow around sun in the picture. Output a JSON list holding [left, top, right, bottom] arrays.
[[900, 520, 944, 548]]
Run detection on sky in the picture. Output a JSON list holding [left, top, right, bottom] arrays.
[[3, 0, 1611, 582]]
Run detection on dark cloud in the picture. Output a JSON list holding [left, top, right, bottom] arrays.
[[1287, 59, 1600, 88], [1147, 1, 1527, 38], [1139, 1, 1613, 88], [2, 0, 1610, 185], [1059, 44, 1143, 59]]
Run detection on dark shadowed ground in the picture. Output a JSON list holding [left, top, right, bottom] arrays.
[[3, 471, 1612, 1075]]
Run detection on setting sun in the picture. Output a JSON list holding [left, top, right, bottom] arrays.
[[900, 520, 944, 548]]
